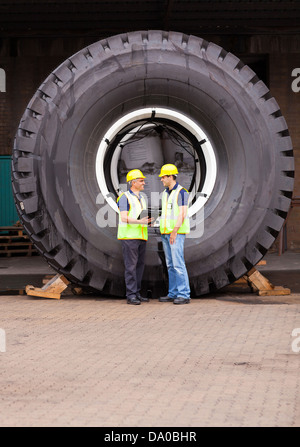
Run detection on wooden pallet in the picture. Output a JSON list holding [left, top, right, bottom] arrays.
[[0, 225, 37, 257], [26, 274, 70, 299], [231, 265, 290, 296], [243, 267, 290, 296]]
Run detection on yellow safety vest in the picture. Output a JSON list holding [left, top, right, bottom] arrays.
[[117, 191, 148, 240], [160, 185, 190, 234]]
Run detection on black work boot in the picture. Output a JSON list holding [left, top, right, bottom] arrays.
[[173, 297, 190, 304], [137, 293, 149, 302], [127, 297, 141, 305], [159, 296, 174, 302]]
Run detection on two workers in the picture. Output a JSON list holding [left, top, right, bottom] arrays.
[[117, 164, 190, 305]]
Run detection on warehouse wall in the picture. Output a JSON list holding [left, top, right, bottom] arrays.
[[0, 33, 299, 248], [268, 52, 300, 250]]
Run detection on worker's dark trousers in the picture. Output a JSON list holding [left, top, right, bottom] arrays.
[[121, 239, 147, 299]]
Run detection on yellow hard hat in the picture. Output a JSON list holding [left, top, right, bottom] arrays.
[[158, 164, 179, 177], [126, 169, 146, 182]]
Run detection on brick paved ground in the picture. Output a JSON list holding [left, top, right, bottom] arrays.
[[0, 291, 300, 427]]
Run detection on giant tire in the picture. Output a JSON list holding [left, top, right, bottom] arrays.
[[12, 31, 294, 297]]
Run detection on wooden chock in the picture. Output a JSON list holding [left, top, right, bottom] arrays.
[[243, 267, 290, 296], [26, 274, 70, 299]]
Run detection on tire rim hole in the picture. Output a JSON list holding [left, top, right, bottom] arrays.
[[96, 108, 217, 218]]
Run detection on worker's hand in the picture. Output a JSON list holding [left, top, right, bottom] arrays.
[[170, 230, 177, 245], [140, 216, 153, 225]]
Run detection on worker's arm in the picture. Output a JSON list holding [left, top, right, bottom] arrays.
[[170, 206, 187, 244], [120, 211, 151, 225]]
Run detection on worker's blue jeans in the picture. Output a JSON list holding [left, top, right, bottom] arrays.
[[161, 234, 190, 299]]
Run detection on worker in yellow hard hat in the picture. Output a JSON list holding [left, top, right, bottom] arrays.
[[158, 163, 179, 177], [126, 169, 146, 183], [158, 163, 191, 305], [117, 169, 152, 305]]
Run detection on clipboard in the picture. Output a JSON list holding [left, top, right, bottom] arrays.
[[138, 210, 160, 221], [150, 210, 160, 221], [138, 210, 149, 220]]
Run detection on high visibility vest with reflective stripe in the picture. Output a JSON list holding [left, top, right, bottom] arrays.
[[117, 191, 148, 240], [160, 185, 190, 234]]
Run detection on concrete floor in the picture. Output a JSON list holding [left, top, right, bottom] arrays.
[[0, 251, 300, 427]]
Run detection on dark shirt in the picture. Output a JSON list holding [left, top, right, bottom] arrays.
[[117, 189, 143, 212], [165, 182, 189, 207]]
